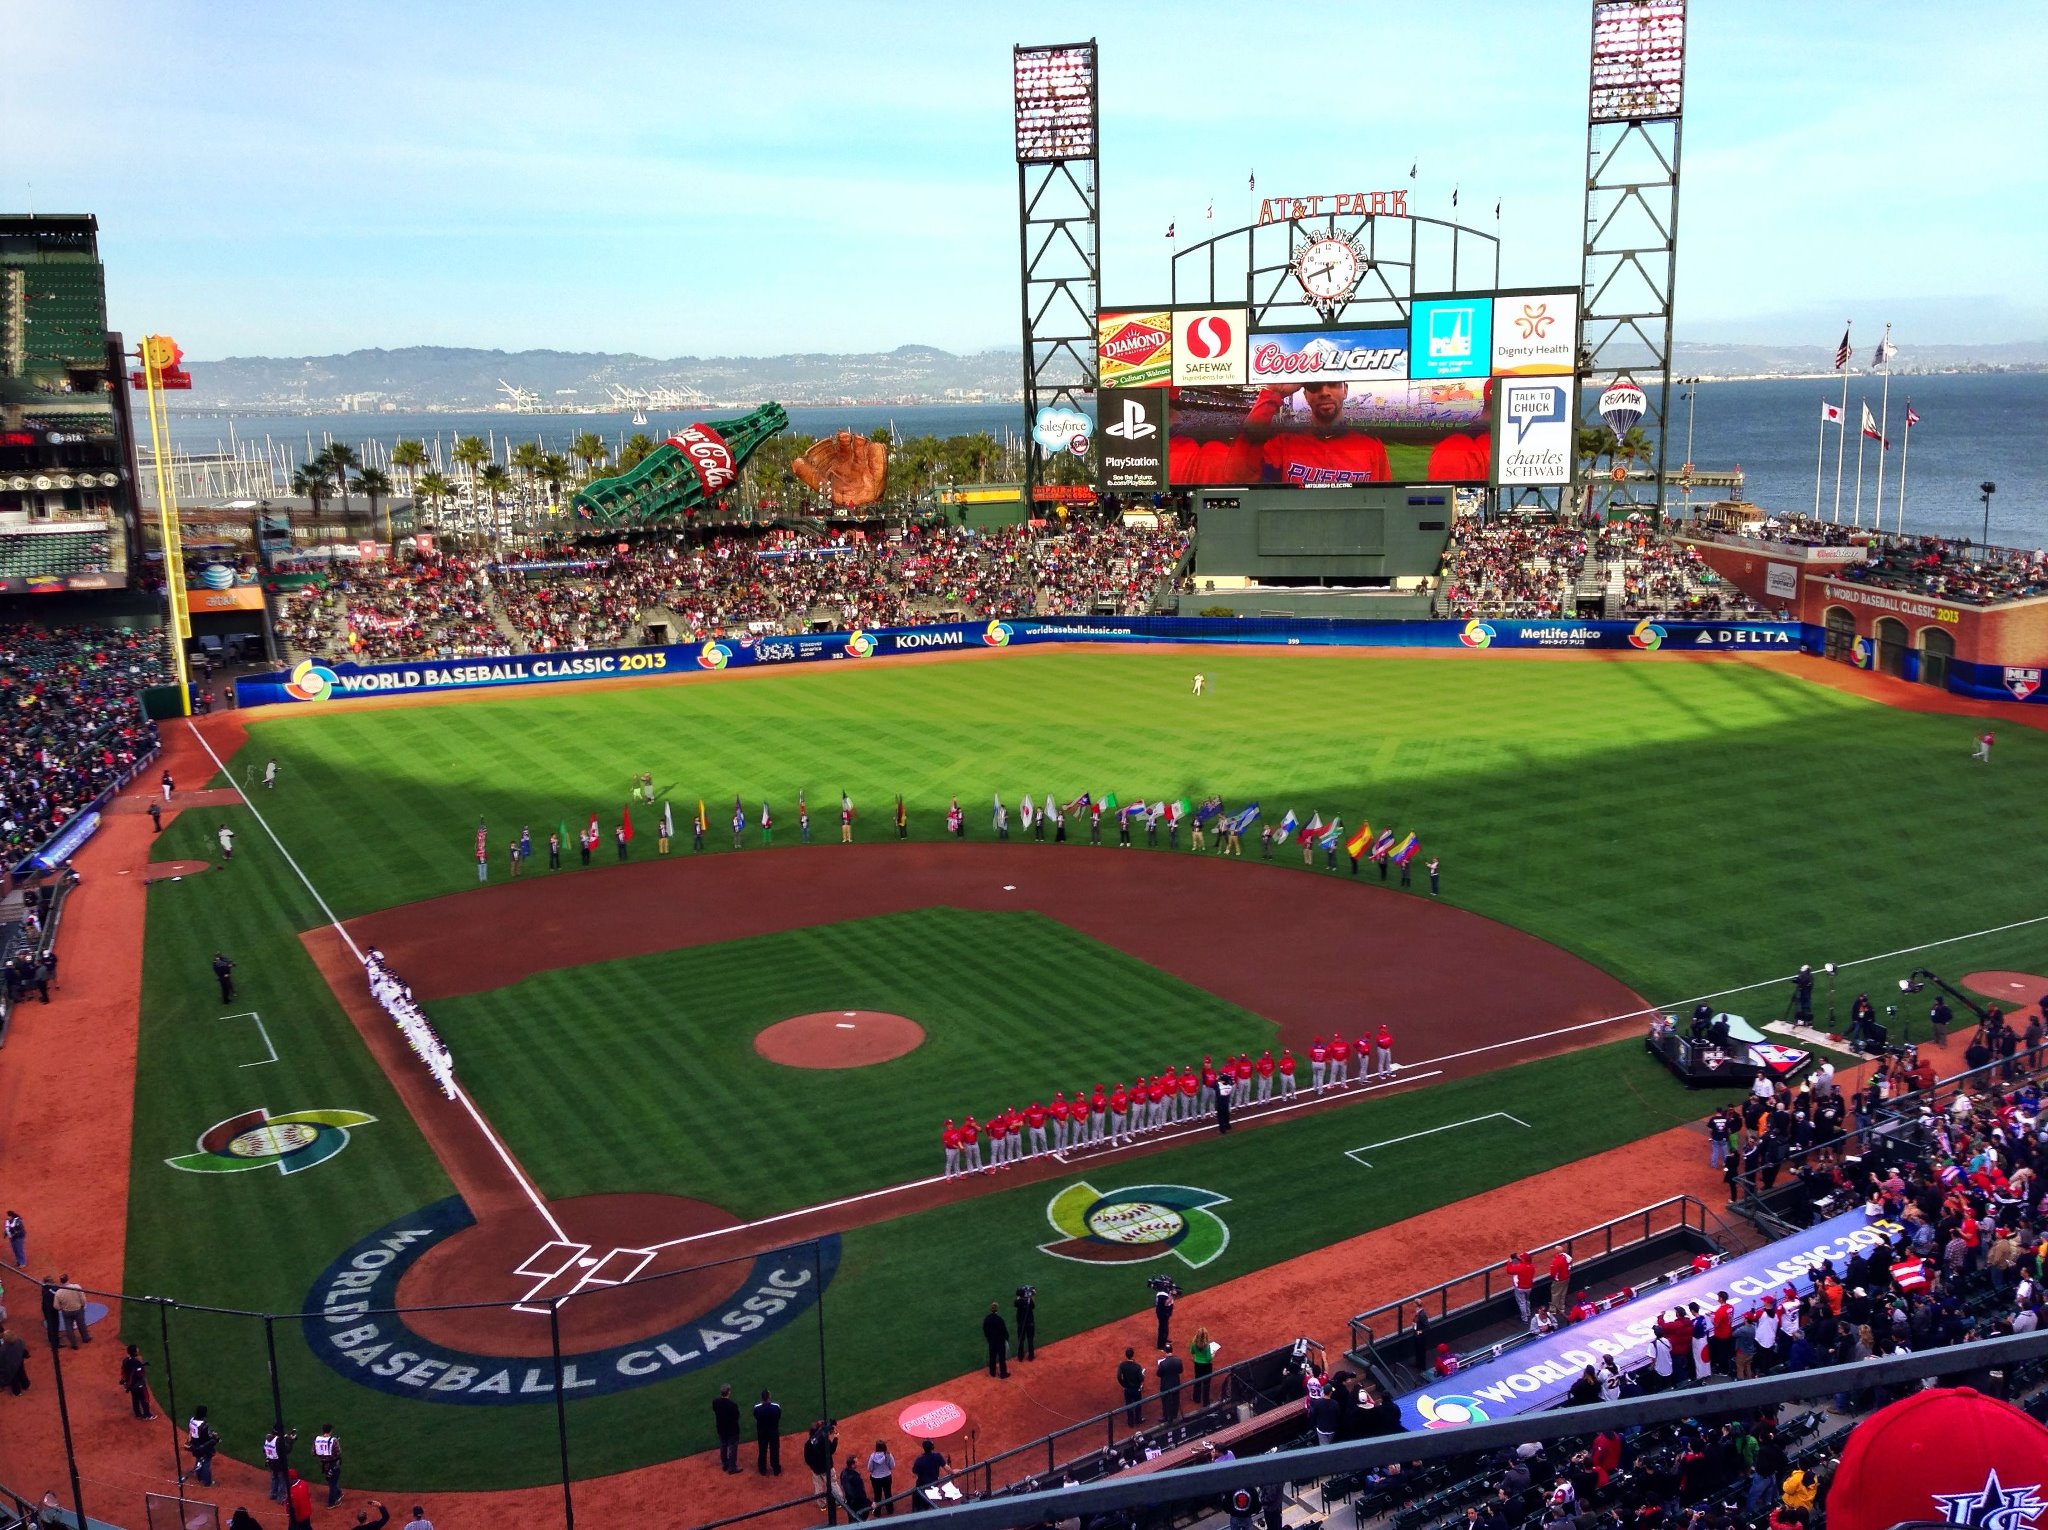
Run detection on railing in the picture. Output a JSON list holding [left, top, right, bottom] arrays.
[[1344, 1195, 1723, 1365]]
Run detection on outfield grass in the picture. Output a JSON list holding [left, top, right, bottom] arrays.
[[435, 908, 1278, 1211], [122, 649, 2048, 1486], [227, 649, 2048, 1007]]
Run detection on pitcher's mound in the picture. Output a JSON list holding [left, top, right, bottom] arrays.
[[1962, 971, 2048, 1007], [757, 1010, 925, 1068]]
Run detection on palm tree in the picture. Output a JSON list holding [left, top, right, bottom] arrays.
[[570, 431, 608, 479], [540, 453, 572, 510], [390, 438, 429, 487], [321, 442, 361, 521], [290, 462, 330, 514], [357, 466, 394, 552], [415, 470, 452, 530], [452, 434, 490, 488], [477, 463, 514, 543], [511, 440, 545, 503], [618, 433, 658, 472]]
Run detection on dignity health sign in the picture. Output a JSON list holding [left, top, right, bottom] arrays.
[[1399, 1209, 1901, 1430]]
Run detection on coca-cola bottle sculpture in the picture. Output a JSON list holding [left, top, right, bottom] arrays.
[[572, 402, 790, 525]]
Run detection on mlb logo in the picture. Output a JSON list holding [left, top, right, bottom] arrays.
[[2005, 666, 2041, 701], [1427, 307, 1473, 361]]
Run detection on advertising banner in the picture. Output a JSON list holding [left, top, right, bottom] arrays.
[[1397, 1210, 1897, 1429], [189, 586, 268, 613], [1491, 292, 1578, 375], [237, 617, 1807, 706], [1098, 388, 1167, 493], [1167, 378, 1489, 487], [1494, 378, 1574, 487], [1096, 311, 1172, 388], [1170, 308, 1249, 386], [1410, 297, 1494, 380], [1764, 562, 1800, 600], [1248, 326, 1407, 383]]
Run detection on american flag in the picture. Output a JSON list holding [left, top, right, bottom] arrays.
[[1833, 325, 1852, 370], [1905, 402, 1921, 428]]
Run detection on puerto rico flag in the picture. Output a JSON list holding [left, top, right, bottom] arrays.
[[1904, 402, 1921, 428]]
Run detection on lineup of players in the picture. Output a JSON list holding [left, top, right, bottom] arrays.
[[939, 1028, 1397, 1177]]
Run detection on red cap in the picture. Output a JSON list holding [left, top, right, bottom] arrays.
[[1827, 1387, 2048, 1530]]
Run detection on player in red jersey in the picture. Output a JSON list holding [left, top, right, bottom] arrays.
[[1309, 1036, 1328, 1091], [1374, 1023, 1395, 1076], [942, 1119, 961, 1179], [1148, 1074, 1171, 1131], [1425, 378, 1492, 482], [1357, 1028, 1376, 1082], [1108, 1083, 1130, 1143], [958, 1115, 981, 1173], [1159, 1065, 1180, 1125], [1049, 1091, 1071, 1154], [1198, 1055, 1218, 1116], [1328, 1033, 1352, 1087], [1177, 1067, 1199, 1122], [1088, 1085, 1108, 1146], [1243, 382, 1391, 486], [1277, 1046, 1298, 1098], [1254, 1049, 1276, 1104], [1024, 1100, 1049, 1158], [1233, 1054, 1253, 1102]]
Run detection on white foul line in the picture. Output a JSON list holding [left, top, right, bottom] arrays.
[[183, 720, 568, 1244], [1344, 1111, 1530, 1167], [222, 1009, 278, 1068]]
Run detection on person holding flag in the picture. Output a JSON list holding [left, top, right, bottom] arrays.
[[617, 806, 633, 860], [1345, 820, 1374, 875], [946, 797, 964, 837], [548, 826, 562, 870], [476, 819, 489, 882], [994, 793, 1009, 840], [1371, 827, 1396, 881], [798, 791, 810, 844], [1320, 816, 1343, 871], [694, 800, 707, 853], [581, 813, 600, 866], [658, 800, 674, 856], [1021, 793, 1037, 841], [1300, 812, 1323, 867], [896, 795, 908, 840], [1089, 794, 1105, 845], [760, 799, 774, 847], [731, 796, 746, 850], [840, 791, 855, 844]]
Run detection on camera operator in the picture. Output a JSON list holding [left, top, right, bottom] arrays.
[[1151, 1275, 1178, 1350], [1848, 993, 1880, 1053], [1792, 965, 1815, 1025], [1013, 1285, 1037, 1363]]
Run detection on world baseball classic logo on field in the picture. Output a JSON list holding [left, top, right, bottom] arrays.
[[981, 620, 1013, 648], [285, 658, 337, 702], [1039, 1182, 1231, 1268], [167, 1107, 375, 1175], [1458, 620, 1496, 650], [1627, 619, 1666, 651]]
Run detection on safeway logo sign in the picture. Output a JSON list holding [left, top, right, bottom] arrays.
[[1104, 397, 1157, 441], [1172, 307, 1248, 386]]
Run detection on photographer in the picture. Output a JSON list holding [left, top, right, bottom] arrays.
[[1013, 1285, 1036, 1363], [1151, 1276, 1178, 1351], [1792, 965, 1814, 1025]]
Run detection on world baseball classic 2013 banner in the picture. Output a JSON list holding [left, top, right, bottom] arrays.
[[236, 617, 1808, 706], [1398, 1208, 1899, 1431]]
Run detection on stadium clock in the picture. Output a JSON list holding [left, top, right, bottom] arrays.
[[1292, 236, 1364, 311]]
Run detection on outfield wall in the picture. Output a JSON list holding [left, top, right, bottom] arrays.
[[237, 616, 1805, 707]]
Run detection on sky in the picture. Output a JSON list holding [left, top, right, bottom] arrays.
[[11, 0, 2047, 359]]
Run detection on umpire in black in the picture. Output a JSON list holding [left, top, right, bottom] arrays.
[[213, 952, 237, 1003]]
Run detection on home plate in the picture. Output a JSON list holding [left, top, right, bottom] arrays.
[[1003, 884, 1016, 891], [577, 1257, 599, 1268], [836, 1023, 856, 1030]]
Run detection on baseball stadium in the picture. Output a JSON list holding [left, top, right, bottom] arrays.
[[8, 9, 2048, 1530]]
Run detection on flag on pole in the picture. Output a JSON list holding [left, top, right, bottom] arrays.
[[1493, 198, 1501, 220], [1821, 401, 1843, 423], [1905, 402, 1921, 428], [1248, 170, 1256, 191], [1121, 798, 1149, 821], [695, 800, 706, 833], [1277, 809, 1298, 838], [1100, 792, 1118, 814], [1872, 326, 1897, 368], [621, 805, 634, 842], [1833, 324, 1853, 371], [1164, 222, 1175, 239], [760, 800, 772, 828], [1043, 793, 1056, 824], [1371, 829, 1396, 858], [1345, 822, 1374, 859], [476, 820, 488, 860], [1450, 185, 1459, 208], [1194, 795, 1225, 825], [1064, 790, 1092, 814], [1860, 402, 1887, 447], [1407, 161, 1417, 179], [1392, 833, 1421, 866], [661, 800, 673, 840], [558, 817, 570, 854], [1317, 819, 1342, 850], [1020, 795, 1035, 828], [1304, 812, 1323, 836], [1227, 803, 1261, 835], [1205, 201, 1213, 221], [587, 811, 599, 846]]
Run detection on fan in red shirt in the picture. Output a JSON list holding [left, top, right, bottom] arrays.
[[1547, 1247, 1574, 1320], [1243, 383, 1391, 486], [1504, 1251, 1537, 1321]]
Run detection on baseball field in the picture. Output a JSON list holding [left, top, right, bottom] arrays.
[[118, 645, 2048, 1491]]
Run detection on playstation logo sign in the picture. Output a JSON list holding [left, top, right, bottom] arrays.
[[1104, 397, 1157, 441], [1097, 388, 1167, 493]]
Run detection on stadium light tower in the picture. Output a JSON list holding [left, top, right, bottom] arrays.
[[1013, 42, 1100, 513], [1578, 0, 1687, 522]]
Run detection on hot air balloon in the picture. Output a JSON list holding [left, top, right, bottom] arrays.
[[1597, 382, 1647, 443]]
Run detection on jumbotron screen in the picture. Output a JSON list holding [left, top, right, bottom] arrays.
[[1094, 293, 1577, 492]]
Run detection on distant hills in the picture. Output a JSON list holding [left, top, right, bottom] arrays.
[[177, 338, 2048, 412]]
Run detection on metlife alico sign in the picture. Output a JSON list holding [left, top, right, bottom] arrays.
[[1247, 326, 1408, 383], [1098, 388, 1167, 493]]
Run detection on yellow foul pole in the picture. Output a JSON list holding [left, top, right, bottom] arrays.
[[139, 335, 191, 716]]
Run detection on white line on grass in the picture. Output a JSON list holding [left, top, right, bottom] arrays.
[[220, 1009, 278, 1067], [1344, 1112, 1529, 1167], [183, 720, 569, 1244]]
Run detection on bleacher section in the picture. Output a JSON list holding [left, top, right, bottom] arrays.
[[0, 526, 114, 580]]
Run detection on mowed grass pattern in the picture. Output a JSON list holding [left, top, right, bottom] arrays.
[[436, 909, 1278, 1211], [232, 649, 2048, 1007]]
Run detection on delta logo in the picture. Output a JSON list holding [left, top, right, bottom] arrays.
[[167, 1107, 376, 1176], [1414, 1393, 1492, 1430], [1039, 1182, 1231, 1268], [285, 659, 337, 702], [982, 620, 1014, 648], [1458, 621, 1496, 649], [1628, 619, 1667, 651], [697, 640, 732, 671], [845, 629, 876, 659]]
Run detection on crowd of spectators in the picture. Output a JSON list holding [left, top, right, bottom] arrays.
[[0, 624, 167, 864], [1720, 512, 2048, 606], [277, 522, 1191, 660], [1437, 514, 1757, 619]]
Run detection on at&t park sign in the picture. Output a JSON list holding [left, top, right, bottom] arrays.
[[1256, 191, 1410, 226]]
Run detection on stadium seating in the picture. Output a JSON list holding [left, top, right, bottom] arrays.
[[1725, 513, 2048, 605], [0, 528, 114, 580], [1436, 514, 1759, 620]]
